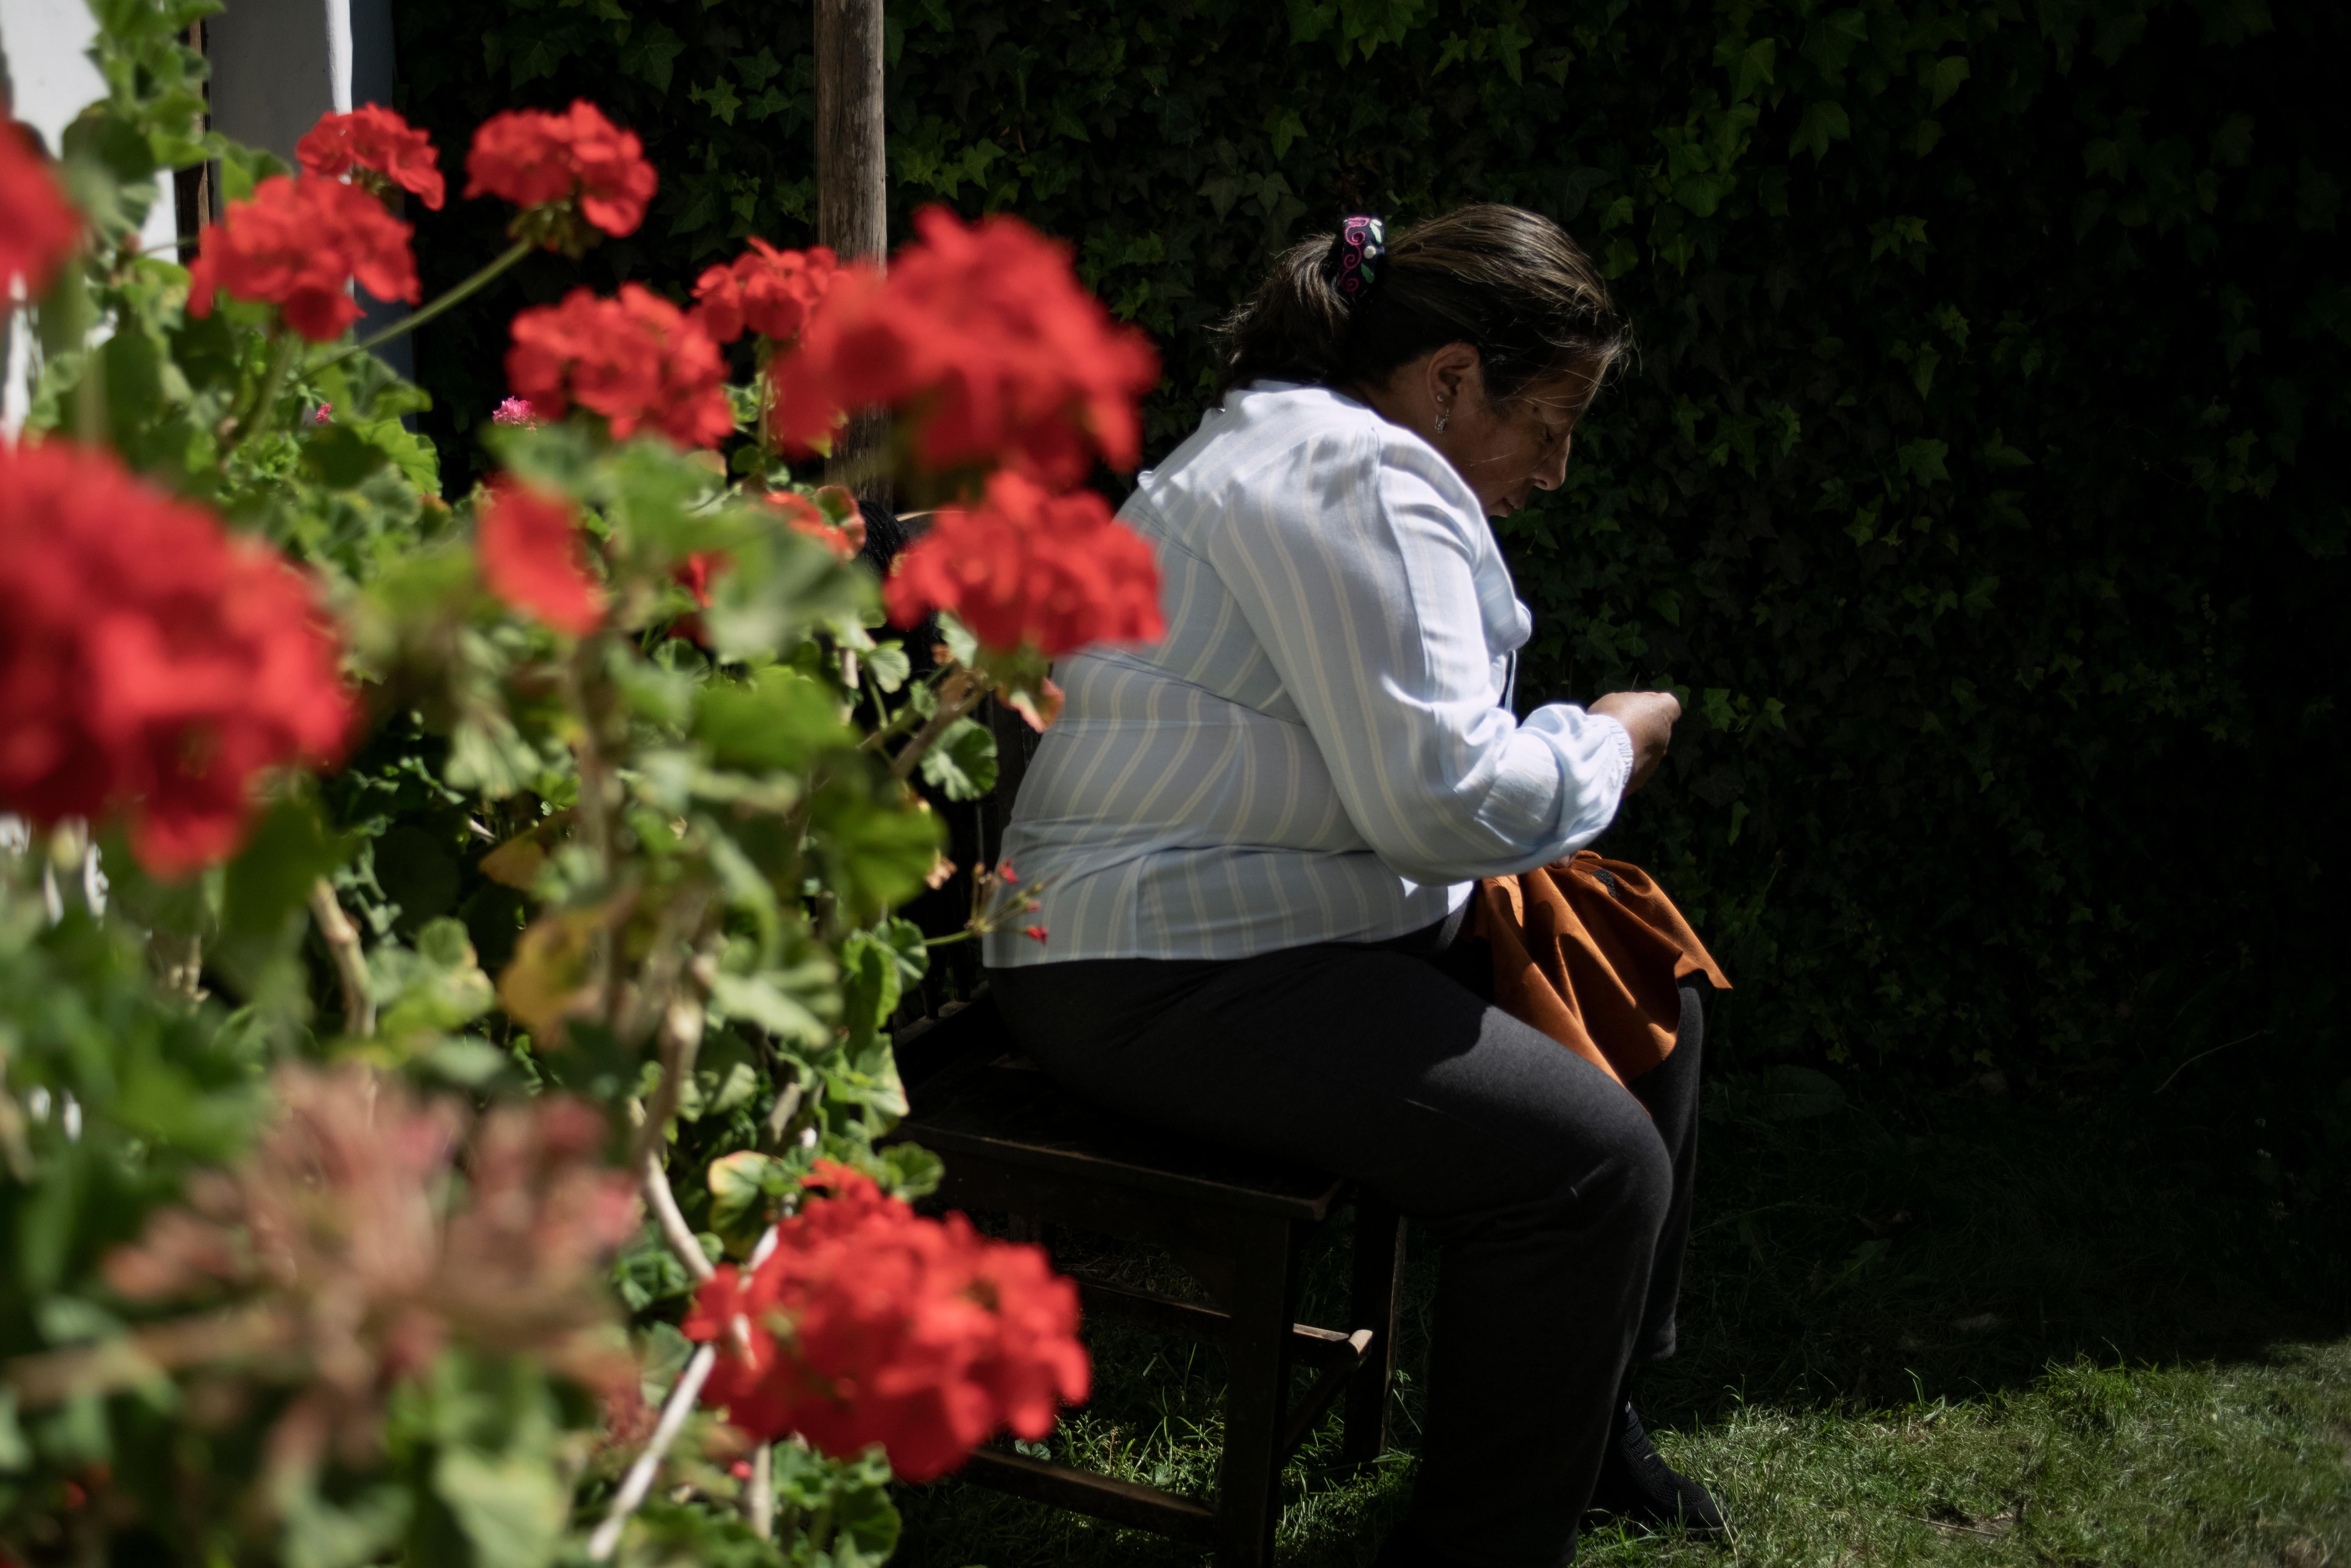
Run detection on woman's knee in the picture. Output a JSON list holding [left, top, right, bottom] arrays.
[[1537, 1098, 1673, 1246]]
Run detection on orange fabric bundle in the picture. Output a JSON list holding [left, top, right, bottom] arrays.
[[1469, 851, 1730, 1091]]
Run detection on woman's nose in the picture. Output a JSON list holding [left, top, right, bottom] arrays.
[[1530, 434, 1573, 491]]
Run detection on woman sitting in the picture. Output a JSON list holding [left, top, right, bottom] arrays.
[[981, 205, 1719, 1566]]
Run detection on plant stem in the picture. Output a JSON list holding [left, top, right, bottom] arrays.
[[856, 699, 926, 754], [749, 1445, 775, 1540], [309, 236, 533, 377], [640, 1146, 716, 1285], [586, 1344, 718, 1561], [630, 993, 705, 1171], [888, 671, 985, 783], [219, 332, 301, 464], [587, 1218, 783, 1561], [307, 879, 375, 1037]]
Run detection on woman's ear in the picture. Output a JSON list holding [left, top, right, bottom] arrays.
[[1423, 342, 1485, 416]]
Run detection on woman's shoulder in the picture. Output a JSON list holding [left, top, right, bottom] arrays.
[[1172, 381, 1459, 490]]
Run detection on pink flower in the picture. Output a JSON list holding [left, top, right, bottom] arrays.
[[492, 396, 540, 427], [313, 404, 332, 425]]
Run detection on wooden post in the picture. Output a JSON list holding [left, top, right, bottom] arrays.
[[815, 0, 888, 491]]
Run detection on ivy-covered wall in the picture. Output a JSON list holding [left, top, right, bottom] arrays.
[[392, 0, 2348, 1073]]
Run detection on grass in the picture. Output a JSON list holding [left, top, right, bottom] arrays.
[[890, 1046, 2351, 1567]]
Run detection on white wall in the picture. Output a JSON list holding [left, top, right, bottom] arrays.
[[1, 0, 411, 422], [0, 0, 180, 248]]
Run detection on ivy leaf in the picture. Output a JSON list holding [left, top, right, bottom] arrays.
[[733, 46, 783, 88], [1981, 431, 2035, 469], [1789, 100, 1851, 162], [1716, 36, 1777, 103], [1199, 174, 1245, 222], [1799, 8, 1868, 80], [690, 77, 742, 126], [1896, 439, 1951, 485], [1264, 106, 1308, 159], [506, 30, 571, 88], [1927, 55, 1971, 110], [919, 716, 998, 801], [620, 21, 686, 90]]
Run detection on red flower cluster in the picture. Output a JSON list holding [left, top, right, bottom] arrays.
[[505, 285, 733, 447], [0, 441, 351, 874], [693, 240, 849, 345], [296, 104, 445, 209], [885, 471, 1163, 658], [466, 101, 657, 240], [0, 123, 78, 295], [683, 1161, 1089, 1481], [772, 206, 1159, 485], [187, 175, 419, 342], [767, 489, 867, 561], [506, 285, 733, 448], [478, 480, 604, 636]]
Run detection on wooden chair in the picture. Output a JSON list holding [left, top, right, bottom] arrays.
[[891, 993, 1406, 1568]]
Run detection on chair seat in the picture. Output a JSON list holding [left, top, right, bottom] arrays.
[[896, 997, 1347, 1221]]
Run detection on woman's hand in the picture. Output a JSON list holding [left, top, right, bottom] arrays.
[[1589, 690, 1682, 794]]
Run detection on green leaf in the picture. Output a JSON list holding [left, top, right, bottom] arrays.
[[706, 1149, 787, 1234], [865, 641, 913, 694], [1896, 439, 1951, 485], [918, 715, 998, 801], [1927, 54, 1971, 109], [433, 1446, 567, 1568], [620, 22, 687, 90], [1789, 100, 1851, 162], [695, 667, 853, 774], [1799, 8, 1868, 80], [680, 1030, 762, 1121], [1717, 36, 1777, 103], [373, 918, 498, 1044], [1264, 106, 1308, 158], [690, 77, 742, 125]]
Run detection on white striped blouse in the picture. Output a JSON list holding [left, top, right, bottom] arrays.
[[981, 380, 1633, 968]]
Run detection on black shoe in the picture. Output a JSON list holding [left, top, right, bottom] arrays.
[[1587, 1399, 1730, 1539]]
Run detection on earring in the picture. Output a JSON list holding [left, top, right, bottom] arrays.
[[1434, 398, 1451, 434]]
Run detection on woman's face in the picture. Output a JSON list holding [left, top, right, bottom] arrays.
[[1367, 344, 1593, 519]]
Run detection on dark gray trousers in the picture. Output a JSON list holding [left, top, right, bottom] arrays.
[[989, 915, 1703, 1568]]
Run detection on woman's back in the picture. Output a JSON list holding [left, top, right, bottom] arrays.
[[984, 379, 1629, 967]]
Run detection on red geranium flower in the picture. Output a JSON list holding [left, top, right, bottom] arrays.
[[0, 440, 352, 875], [772, 207, 1159, 486], [0, 123, 79, 296], [692, 240, 850, 344], [765, 489, 866, 560], [884, 470, 1163, 657], [506, 285, 734, 449], [466, 101, 657, 241], [478, 480, 604, 636], [683, 1162, 1088, 1481], [296, 104, 445, 209], [186, 174, 419, 342]]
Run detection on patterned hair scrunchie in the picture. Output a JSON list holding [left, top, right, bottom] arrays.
[[1325, 213, 1386, 308]]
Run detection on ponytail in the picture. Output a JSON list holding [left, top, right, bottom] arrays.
[[1219, 204, 1628, 407]]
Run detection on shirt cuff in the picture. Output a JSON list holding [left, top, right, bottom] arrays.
[[1596, 714, 1635, 795]]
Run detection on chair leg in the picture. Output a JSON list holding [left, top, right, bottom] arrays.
[[1342, 1197, 1406, 1466], [1214, 1216, 1300, 1568]]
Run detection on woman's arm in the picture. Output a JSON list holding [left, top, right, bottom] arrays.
[[1205, 429, 1632, 885]]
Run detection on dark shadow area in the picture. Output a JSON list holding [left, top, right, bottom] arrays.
[[889, 1041, 2350, 1566]]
